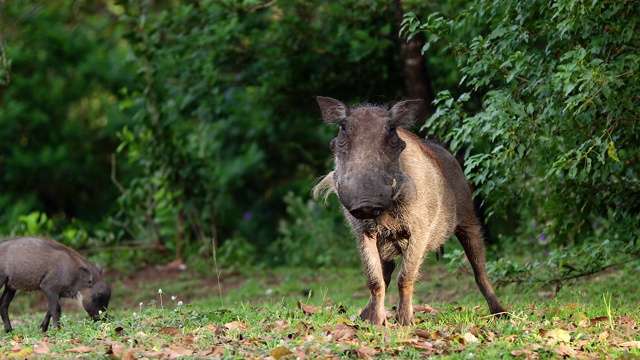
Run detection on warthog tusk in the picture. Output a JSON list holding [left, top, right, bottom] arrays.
[[335, 182, 340, 191], [392, 178, 397, 192]]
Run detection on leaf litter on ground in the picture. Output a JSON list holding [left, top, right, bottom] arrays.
[[1, 265, 640, 359]]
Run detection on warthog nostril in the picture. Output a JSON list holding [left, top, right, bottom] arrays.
[[350, 206, 384, 219]]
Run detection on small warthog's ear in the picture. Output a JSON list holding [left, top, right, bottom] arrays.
[[94, 262, 104, 276], [79, 266, 93, 284], [316, 96, 349, 124], [389, 99, 423, 127]]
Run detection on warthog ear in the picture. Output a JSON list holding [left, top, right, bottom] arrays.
[[389, 99, 423, 127], [79, 266, 94, 285], [95, 262, 104, 276], [316, 96, 349, 124]]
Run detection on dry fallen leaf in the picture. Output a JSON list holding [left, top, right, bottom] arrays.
[[159, 326, 182, 337], [105, 342, 126, 358], [545, 328, 571, 343], [210, 345, 226, 357], [270, 345, 292, 359], [589, 316, 609, 326], [409, 340, 434, 351], [182, 332, 197, 345], [356, 345, 379, 360], [415, 329, 431, 339], [598, 331, 609, 342], [331, 329, 354, 341], [8, 347, 33, 359], [578, 312, 589, 327], [413, 303, 438, 315], [170, 344, 194, 356], [463, 332, 479, 343], [69, 346, 94, 353], [618, 341, 640, 349], [554, 344, 578, 358], [224, 321, 248, 330], [122, 348, 141, 360], [33, 341, 50, 355], [297, 300, 320, 315]]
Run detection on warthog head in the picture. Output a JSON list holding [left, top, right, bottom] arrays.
[[77, 263, 111, 322], [316, 97, 423, 219]]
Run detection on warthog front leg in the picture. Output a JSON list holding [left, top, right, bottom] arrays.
[[41, 277, 62, 332], [358, 233, 387, 325], [396, 233, 431, 326]]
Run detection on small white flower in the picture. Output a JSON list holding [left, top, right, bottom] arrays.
[[171, 296, 177, 301], [132, 312, 137, 317], [99, 310, 102, 315], [177, 301, 183, 306], [158, 289, 163, 294]]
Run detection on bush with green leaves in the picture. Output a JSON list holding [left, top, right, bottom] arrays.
[[273, 193, 357, 268], [0, 1, 134, 238], [113, 0, 419, 265], [402, 0, 640, 288]]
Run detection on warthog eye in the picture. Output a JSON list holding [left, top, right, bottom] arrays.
[[387, 124, 401, 147]]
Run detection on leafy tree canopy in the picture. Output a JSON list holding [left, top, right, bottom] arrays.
[[403, 0, 639, 288]]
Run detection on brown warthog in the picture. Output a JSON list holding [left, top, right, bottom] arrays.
[[0, 237, 111, 332], [313, 97, 506, 325]]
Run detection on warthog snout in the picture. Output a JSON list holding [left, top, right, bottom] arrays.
[[349, 204, 384, 219], [337, 178, 395, 219]]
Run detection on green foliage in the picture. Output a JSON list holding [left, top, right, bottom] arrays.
[[273, 193, 357, 268], [403, 0, 640, 285], [112, 0, 412, 265], [0, 1, 134, 235]]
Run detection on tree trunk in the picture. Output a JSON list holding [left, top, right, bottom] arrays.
[[393, 0, 435, 130]]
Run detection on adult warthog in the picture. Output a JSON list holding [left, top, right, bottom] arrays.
[[313, 97, 507, 325]]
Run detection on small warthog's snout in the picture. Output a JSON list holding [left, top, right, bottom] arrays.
[[93, 313, 108, 322], [349, 205, 385, 219]]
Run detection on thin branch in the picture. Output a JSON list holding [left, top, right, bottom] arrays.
[[111, 153, 126, 193], [108, 218, 142, 240], [246, 0, 278, 13]]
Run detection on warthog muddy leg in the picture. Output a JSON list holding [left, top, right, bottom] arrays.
[[455, 221, 507, 317], [0, 285, 17, 332], [358, 233, 387, 326], [396, 234, 431, 326]]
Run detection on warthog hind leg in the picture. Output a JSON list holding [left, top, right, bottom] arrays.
[[455, 221, 507, 317]]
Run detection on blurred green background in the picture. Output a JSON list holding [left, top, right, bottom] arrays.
[[0, 0, 637, 287]]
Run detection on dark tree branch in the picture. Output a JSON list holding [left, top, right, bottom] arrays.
[[393, 0, 435, 128], [0, 0, 11, 86]]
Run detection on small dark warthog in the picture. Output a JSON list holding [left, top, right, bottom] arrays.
[[0, 237, 111, 332], [313, 97, 506, 325]]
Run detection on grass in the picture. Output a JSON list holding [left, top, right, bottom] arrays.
[[1, 258, 640, 359]]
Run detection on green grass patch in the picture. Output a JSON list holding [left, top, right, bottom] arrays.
[[1, 260, 640, 358]]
